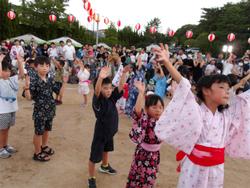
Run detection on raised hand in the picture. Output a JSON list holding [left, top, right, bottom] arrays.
[[134, 80, 145, 94], [154, 43, 170, 64], [122, 64, 130, 74], [99, 66, 110, 79]]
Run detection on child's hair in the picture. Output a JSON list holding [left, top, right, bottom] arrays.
[[58, 60, 65, 67], [93, 77, 112, 89], [26, 59, 35, 66], [196, 74, 230, 112], [34, 56, 50, 67], [177, 65, 191, 79], [1, 54, 12, 71], [227, 74, 238, 87], [145, 94, 164, 109], [84, 64, 90, 69]]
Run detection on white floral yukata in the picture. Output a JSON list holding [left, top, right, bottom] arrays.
[[155, 77, 250, 188]]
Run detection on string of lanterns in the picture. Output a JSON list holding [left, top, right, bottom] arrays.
[[5, 7, 249, 44]]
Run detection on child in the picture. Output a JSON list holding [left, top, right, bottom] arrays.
[[24, 56, 62, 162], [88, 65, 129, 188], [52, 58, 65, 105], [75, 59, 90, 107], [154, 44, 250, 188], [126, 81, 164, 187], [0, 54, 24, 158]]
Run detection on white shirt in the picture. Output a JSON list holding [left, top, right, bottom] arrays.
[[222, 61, 233, 75], [48, 47, 58, 58], [0, 75, 18, 113], [63, 45, 75, 61], [10, 45, 24, 60]]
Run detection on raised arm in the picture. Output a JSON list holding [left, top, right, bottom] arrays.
[[0, 54, 5, 78], [118, 65, 130, 93], [154, 44, 182, 83], [95, 66, 110, 97], [134, 80, 145, 116], [16, 54, 25, 79]]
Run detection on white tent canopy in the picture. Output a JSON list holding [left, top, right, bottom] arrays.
[[48, 37, 83, 48], [10, 34, 47, 44], [93, 43, 111, 50]]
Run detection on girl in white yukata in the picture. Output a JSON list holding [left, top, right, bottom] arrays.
[[75, 59, 90, 107], [153, 44, 250, 188]]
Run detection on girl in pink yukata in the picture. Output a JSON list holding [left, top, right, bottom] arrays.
[[126, 80, 164, 188], [154, 44, 250, 188]]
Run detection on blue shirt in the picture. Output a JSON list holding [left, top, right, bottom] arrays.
[[153, 75, 167, 99]]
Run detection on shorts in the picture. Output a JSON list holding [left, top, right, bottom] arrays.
[[0, 112, 16, 130], [54, 81, 63, 95], [34, 119, 53, 135], [78, 84, 90, 95], [89, 134, 114, 163]]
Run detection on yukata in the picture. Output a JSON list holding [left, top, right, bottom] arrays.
[[126, 109, 161, 188], [155, 77, 250, 188], [30, 72, 60, 135], [125, 69, 145, 117]]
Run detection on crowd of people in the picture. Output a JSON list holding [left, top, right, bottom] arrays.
[[0, 38, 250, 188]]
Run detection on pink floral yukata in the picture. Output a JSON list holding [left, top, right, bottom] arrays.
[[155, 77, 250, 188], [126, 109, 161, 188]]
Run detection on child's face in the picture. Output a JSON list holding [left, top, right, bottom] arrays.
[[146, 101, 164, 120], [101, 83, 113, 98], [203, 82, 230, 105], [36, 63, 50, 77], [1, 69, 11, 80]]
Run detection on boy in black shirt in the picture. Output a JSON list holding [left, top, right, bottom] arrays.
[[88, 65, 129, 188]]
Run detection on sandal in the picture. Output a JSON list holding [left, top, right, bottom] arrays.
[[41, 146, 55, 156], [33, 152, 50, 162]]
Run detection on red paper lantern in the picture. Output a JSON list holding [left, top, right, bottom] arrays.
[[104, 17, 109, 25], [117, 20, 121, 28], [84, 2, 91, 11], [227, 33, 235, 42], [186, 30, 193, 39], [88, 8, 93, 17], [135, 23, 141, 31], [248, 38, 250, 44], [150, 26, 157, 34], [208, 33, 216, 42], [168, 30, 175, 37], [49, 14, 57, 22], [7, 10, 16, 20], [68, 14, 75, 23], [87, 16, 92, 22]]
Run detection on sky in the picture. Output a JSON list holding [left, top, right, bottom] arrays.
[[9, 0, 241, 33]]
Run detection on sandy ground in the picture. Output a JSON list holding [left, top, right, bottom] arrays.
[[1, 82, 250, 188]]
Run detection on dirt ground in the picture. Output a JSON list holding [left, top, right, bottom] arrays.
[[1, 82, 250, 188]]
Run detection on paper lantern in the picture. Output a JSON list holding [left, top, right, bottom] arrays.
[[150, 26, 157, 34], [88, 8, 93, 17], [82, 0, 88, 3], [248, 38, 250, 44], [84, 2, 91, 11], [7, 10, 16, 20], [87, 16, 92, 22], [186, 30, 193, 39], [94, 13, 100, 23], [208, 33, 216, 42], [68, 14, 75, 23], [104, 17, 109, 25], [49, 14, 57, 22], [117, 20, 121, 28], [168, 30, 175, 37], [227, 33, 235, 42], [135, 23, 141, 31]]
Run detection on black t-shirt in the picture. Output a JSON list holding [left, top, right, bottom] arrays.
[[92, 87, 123, 139]]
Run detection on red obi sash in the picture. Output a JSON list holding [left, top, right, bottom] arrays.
[[176, 144, 225, 172]]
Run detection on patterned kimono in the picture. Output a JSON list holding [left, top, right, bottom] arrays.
[[125, 69, 145, 117], [126, 109, 161, 188], [155, 77, 250, 188]]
